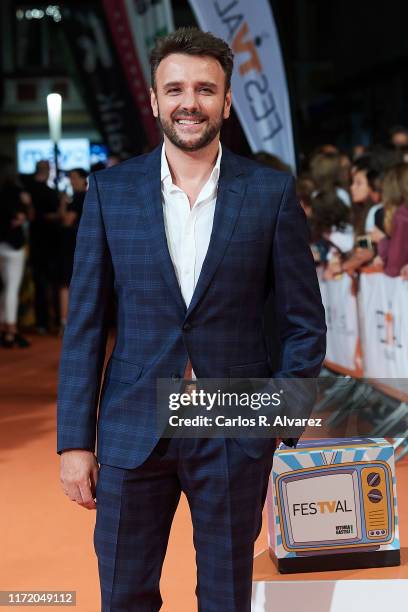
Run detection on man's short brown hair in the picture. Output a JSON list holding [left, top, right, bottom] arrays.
[[150, 27, 234, 93]]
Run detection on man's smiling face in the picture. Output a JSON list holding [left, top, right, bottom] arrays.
[[150, 53, 231, 152]]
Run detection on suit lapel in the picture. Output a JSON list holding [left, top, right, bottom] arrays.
[[140, 144, 187, 314], [185, 149, 247, 319]]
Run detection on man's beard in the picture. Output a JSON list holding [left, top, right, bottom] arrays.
[[157, 106, 224, 152]]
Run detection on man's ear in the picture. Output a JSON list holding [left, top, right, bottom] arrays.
[[224, 88, 232, 119], [150, 87, 159, 118]]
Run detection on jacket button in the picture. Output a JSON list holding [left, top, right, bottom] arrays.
[[183, 322, 192, 331]]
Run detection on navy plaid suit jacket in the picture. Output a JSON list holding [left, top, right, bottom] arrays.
[[57, 144, 326, 468]]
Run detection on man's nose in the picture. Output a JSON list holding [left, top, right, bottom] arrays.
[[180, 90, 199, 112]]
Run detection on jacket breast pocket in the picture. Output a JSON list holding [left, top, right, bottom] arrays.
[[105, 356, 143, 384]]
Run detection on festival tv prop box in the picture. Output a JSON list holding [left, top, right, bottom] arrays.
[[267, 438, 400, 573]]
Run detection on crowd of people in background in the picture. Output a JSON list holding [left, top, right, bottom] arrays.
[[1, 127, 408, 349], [0, 158, 91, 348], [293, 126, 408, 282]]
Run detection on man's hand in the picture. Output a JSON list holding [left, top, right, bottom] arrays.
[[60, 450, 99, 510]]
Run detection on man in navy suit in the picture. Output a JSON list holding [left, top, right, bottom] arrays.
[[58, 28, 326, 611]]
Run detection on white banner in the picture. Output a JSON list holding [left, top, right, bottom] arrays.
[[188, 0, 296, 171], [319, 274, 362, 377], [124, 0, 175, 89], [359, 272, 408, 383]]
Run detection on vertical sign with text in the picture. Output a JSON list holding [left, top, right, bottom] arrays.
[[188, 0, 296, 171]]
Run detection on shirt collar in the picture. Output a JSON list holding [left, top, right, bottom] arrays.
[[161, 142, 222, 190]]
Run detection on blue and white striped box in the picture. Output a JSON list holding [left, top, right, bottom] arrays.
[[266, 438, 400, 573]]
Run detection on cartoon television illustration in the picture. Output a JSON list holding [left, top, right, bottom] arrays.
[[268, 438, 400, 572]]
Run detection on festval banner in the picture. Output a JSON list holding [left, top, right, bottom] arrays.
[[319, 274, 363, 378], [188, 0, 296, 170], [359, 272, 408, 395]]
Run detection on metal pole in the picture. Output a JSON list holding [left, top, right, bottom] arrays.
[[54, 142, 59, 192], [47, 93, 62, 192]]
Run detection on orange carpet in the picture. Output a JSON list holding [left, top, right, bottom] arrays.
[[0, 334, 268, 611], [1, 335, 407, 610]]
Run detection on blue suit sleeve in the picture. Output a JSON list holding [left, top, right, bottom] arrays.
[[57, 173, 114, 454], [272, 176, 326, 378]]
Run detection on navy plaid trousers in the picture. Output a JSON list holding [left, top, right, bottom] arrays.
[[94, 437, 275, 611]]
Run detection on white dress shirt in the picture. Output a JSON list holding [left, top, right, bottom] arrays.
[[161, 142, 222, 307]]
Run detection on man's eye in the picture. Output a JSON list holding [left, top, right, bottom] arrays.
[[167, 89, 180, 94], [200, 88, 213, 94]]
